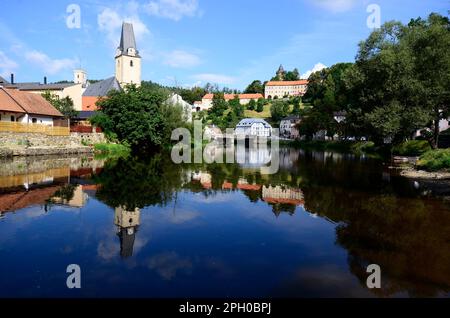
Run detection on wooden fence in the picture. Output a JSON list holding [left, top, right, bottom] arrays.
[[0, 122, 70, 136]]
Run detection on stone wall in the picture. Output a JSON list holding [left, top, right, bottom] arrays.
[[0, 132, 106, 148], [0, 132, 106, 157]]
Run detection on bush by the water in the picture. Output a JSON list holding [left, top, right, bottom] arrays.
[[94, 143, 130, 157], [417, 149, 450, 171], [392, 140, 431, 156]]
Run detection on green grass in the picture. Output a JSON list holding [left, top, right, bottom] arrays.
[[244, 104, 271, 118], [392, 140, 431, 156], [417, 149, 450, 171], [94, 143, 130, 157]]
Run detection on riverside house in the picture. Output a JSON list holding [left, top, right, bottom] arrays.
[[0, 87, 67, 135], [235, 118, 272, 137]]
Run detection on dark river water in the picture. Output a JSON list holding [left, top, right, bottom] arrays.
[[0, 148, 449, 298]]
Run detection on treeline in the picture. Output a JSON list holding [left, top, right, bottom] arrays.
[[299, 13, 450, 148]]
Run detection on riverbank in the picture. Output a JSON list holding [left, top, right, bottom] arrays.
[[0, 131, 106, 158], [280, 140, 385, 157]]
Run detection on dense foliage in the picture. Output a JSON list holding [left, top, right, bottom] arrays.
[[299, 13, 450, 148], [91, 85, 188, 151]]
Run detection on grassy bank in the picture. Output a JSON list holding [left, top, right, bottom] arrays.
[[281, 140, 381, 156], [392, 140, 431, 157], [94, 143, 131, 158], [417, 149, 450, 172]]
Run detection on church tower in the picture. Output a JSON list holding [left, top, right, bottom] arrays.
[[115, 22, 141, 88]]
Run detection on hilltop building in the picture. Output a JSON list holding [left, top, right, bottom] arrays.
[[264, 80, 308, 99], [200, 93, 264, 110]]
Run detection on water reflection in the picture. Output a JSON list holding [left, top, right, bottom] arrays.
[[0, 149, 449, 298], [115, 207, 141, 258]]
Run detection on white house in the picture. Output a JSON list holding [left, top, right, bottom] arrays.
[[0, 87, 63, 126], [280, 115, 301, 139], [235, 118, 272, 137]]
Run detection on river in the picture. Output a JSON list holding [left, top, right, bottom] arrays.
[[0, 148, 449, 298]]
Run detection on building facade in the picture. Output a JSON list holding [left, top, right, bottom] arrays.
[[201, 93, 264, 110], [0, 87, 63, 126], [264, 80, 308, 99], [235, 118, 272, 137], [115, 22, 142, 88], [280, 115, 301, 139]]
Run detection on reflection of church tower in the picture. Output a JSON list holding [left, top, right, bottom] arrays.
[[115, 206, 141, 258], [115, 22, 142, 88]]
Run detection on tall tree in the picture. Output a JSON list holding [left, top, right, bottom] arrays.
[[244, 80, 264, 94]]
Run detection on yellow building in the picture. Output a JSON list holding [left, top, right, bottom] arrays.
[[264, 80, 308, 99]]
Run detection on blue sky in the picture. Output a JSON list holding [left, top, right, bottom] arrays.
[[0, 0, 448, 89]]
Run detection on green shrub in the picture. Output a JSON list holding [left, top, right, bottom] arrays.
[[392, 140, 431, 156], [94, 143, 130, 157], [417, 149, 450, 171]]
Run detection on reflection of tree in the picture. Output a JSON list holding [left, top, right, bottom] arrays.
[[304, 185, 450, 297], [268, 203, 296, 217], [94, 154, 184, 210], [48, 184, 77, 204]]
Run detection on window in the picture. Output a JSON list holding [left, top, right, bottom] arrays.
[[130, 60, 134, 67], [10, 116, 15, 122], [32, 118, 37, 124]]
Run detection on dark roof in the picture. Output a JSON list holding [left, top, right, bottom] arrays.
[[83, 77, 121, 97], [118, 22, 139, 56], [281, 115, 301, 121], [75, 111, 98, 120], [14, 82, 77, 91]]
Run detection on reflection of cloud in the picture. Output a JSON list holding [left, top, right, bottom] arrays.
[[97, 239, 119, 261], [273, 265, 373, 298], [167, 210, 200, 224], [147, 252, 192, 280]]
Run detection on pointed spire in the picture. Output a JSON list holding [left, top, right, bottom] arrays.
[[117, 22, 139, 57]]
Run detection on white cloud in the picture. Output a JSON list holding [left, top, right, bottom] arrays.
[[312, 0, 357, 13], [301, 62, 327, 79], [97, 5, 150, 48], [0, 51, 18, 77], [164, 50, 201, 68], [144, 0, 201, 21], [192, 73, 236, 85], [24, 50, 77, 75]]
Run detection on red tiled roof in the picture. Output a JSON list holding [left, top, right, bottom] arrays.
[[0, 88, 25, 113], [0, 88, 63, 117], [263, 198, 305, 205], [265, 80, 308, 87], [237, 184, 262, 191], [203, 93, 264, 100]]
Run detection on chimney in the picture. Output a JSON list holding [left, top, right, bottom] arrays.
[[10, 73, 14, 85], [44, 76, 47, 85]]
